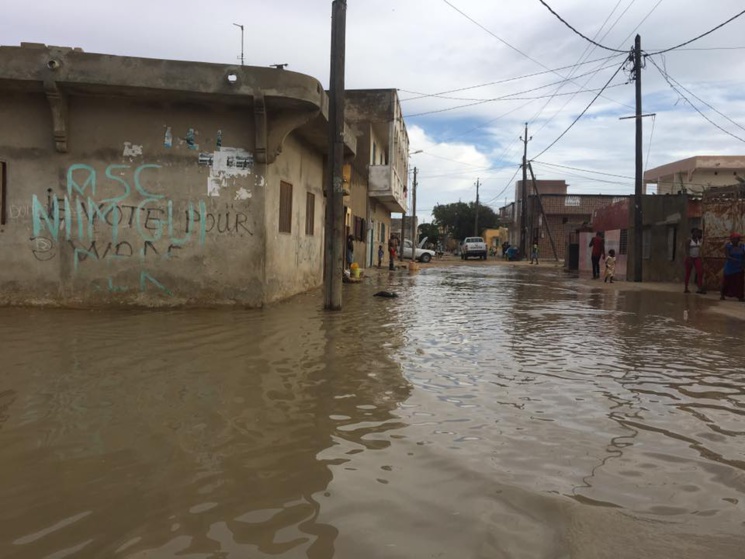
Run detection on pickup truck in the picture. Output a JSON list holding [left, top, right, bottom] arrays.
[[461, 237, 488, 260], [401, 237, 435, 263]]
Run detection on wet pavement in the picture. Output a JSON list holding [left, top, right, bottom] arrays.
[[1, 263, 744, 558]]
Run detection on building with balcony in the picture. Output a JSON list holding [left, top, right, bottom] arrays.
[[344, 89, 410, 267]]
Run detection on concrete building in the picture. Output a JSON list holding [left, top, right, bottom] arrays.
[[500, 179, 619, 260], [644, 155, 745, 195], [344, 90, 409, 267], [0, 43, 356, 306], [588, 194, 702, 282]]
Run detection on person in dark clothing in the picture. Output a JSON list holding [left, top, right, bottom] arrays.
[[589, 232, 605, 279], [346, 235, 354, 269]]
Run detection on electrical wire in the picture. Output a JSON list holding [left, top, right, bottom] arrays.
[[405, 61, 624, 118], [530, 160, 634, 179], [525, 0, 642, 137], [482, 165, 524, 206], [648, 8, 745, 55], [532, 60, 627, 160], [536, 0, 630, 53], [647, 56, 745, 143], [398, 54, 621, 102], [441, 0, 632, 110], [651, 57, 745, 134]]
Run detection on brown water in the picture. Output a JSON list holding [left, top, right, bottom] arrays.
[[1, 265, 744, 559]]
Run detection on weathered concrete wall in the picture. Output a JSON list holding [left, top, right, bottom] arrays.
[[263, 133, 325, 303], [0, 93, 265, 306], [0, 44, 344, 307]]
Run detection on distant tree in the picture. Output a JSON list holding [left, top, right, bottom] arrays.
[[432, 202, 499, 241], [417, 223, 440, 245]]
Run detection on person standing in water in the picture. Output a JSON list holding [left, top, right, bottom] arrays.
[[721, 233, 745, 301], [604, 249, 616, 283], [684, 228, 706, 294]]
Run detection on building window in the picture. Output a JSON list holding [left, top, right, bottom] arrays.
[[667, 226, 677, 261], [642, 229, 651, 260], [372, 142, 377, 165], [279, 181, 292, 233], [0, 161, 6, 226], [619, 229, 628, 255], [305, 192, 315, 236], [380, 223, 386, 242], [354, 216, 365, 241], [565, 196, 580, 207]]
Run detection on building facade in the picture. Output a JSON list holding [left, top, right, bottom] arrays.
[[500, 179, 619, 261], [644, 156, 745, 195], [344, 89, 409, 268], [0, 43, 356, 306]]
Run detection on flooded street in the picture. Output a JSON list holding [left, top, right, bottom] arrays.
[[1, 264, 744, 559]]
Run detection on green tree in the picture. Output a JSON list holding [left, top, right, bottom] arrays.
[[417, 222, 440, 245], [432, 202, 499, 241]]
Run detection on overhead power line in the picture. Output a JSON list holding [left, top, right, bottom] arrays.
[[648, 8, 745, 55], [647, 56, 745, 144], [536, 0, 630, 53], [531, 160, 634, 179], [532, 60, 627, 160], [405, 61, 624, 118], [398, 54, 621, 102], [442, 0, 631, 109]]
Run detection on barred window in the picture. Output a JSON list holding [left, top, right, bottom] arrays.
[[619, 229, 628, 255], [279, 181, 292, 233]]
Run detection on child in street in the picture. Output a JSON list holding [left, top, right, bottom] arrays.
[[530, 241, 539, 264], [604, 249, 616, 283], [377, 244, 384, 268]]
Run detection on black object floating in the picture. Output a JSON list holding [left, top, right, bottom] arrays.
[[374, 291, 398, 298]]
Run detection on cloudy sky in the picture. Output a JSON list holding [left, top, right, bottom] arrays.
[[7, 0, 745, 222]]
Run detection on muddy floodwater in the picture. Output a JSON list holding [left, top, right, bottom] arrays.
[[1, 265, 744, 559]]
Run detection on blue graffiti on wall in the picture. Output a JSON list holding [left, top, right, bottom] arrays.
[[31, 163, 253, 297]]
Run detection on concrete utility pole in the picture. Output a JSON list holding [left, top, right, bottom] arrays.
[[324, 0, 347, 310], [411, 167, 418, 248], [633, 34, 643, 282], [474, 178, 480, 236], [520, 123, 532, 259]]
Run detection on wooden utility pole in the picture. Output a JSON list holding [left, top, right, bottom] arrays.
[[324, 0, 347, 310], [633, 34, 643, 282], [411, 167, 418, 247], [528, 162, 559, 262], [520, 123, 531, 259], [474, 178, 480, 236]]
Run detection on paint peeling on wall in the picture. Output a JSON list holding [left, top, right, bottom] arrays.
[[123, 142, 143, 157], [203, 147, 254, 197], [234, 187, 251, 201]]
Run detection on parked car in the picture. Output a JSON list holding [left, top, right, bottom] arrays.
[[461, 236, 488, 260], [401, 237, 435, 263]]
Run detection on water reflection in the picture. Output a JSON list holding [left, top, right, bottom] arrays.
[[0, 298, 411, 558], [1, 263, 744, 558]]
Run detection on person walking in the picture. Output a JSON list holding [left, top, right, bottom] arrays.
[[377, 244, 384, 268], [720, 233, 745, 301], [589, 232, 605, 279], [604, 249, 616, 283], [530, 240, 539, 264], [388, 237, 397, 271], [684, 228, 706, 294]]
